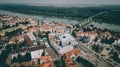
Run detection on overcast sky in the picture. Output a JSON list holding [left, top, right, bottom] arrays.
[[0, 0, 120, 5]]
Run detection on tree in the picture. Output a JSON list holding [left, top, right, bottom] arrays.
[[18, 53, 23, 62], [72, 30, 76, 37], [41, 51, 45, 56], [108, 37, 115, 44], [92, 44, 99, 52], [112, 51, 119, 61], [76, 56, 94, 67], [54, 60, 61, 67], [38, 31, 44, 38], [20, 65, 25, 67], [24, 52, 31, 61], [92, 44, 103, 53], [12, 57, 18, 63], [94, 37, 98, 42], [75, 24, 80, 29]]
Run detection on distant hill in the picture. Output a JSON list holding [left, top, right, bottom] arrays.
[[0, 4, 120, 25]]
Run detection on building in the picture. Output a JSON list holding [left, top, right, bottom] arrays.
[[11, 42, 46, 59], [31, 49, 48, 59], [63, 49, 80, 67], [21, 61, 31, 67], [75, 31, 97, 42], [17, 18, 25, 23], [10, 62, 20, 67], [0, 21, 3, 28], [39, 22, 72, 33], [59, 33, 78, 47], [81, 36, 90, 43], [11, 45, 46, 66], [28, 26, 37, 33], [24, 35, 32, 45], [10, 61, 32, 67], [11, 35, 24, 44], [27, 32, 36, 41], [49, 33, 78, 55], [40, 56, 54, 67], [39, 23, 52, 32]]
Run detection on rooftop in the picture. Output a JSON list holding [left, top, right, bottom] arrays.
[[59, 33, 77, 47], [24, 35, 32, 45], [64, 49, 80, 67], [64, 49, 80, 59], [40, 56, 54, 67], [10, 62, 20, 67], [11, 45, 46, 53]]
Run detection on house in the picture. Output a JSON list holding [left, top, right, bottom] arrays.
[[39, 22, 71, 33], [31, 49, 46, 59], [10, 61, 31, 67], [75, 31, 97, 42], [27, 32, 36, 41], [28, 27, 37, 33], [11, 44, 46, 59], [40, 23, 52, 32], [0, 20, 3, 28], [24, 35, 32, 45], [64, 49, 80, 67], [13, 35, 25, 43], [17, 18, 25, 23], [21, 61, 31, 67], [10, 62, 20, 67], [40, 56, 54, 67]]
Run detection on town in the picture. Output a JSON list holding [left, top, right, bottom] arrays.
[[0, 14, 120, 67]]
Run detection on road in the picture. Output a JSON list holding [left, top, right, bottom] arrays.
[[78, 41, 120, 67], [46, 47, 58, 58]]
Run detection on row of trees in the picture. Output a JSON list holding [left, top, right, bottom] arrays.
[[5, 28, 22, 37], [12, 52, 31, 63], [76, 56, 94, 67], [101, 37, 115, 44], [112, 51, 120, 62], [6, 41, 26, 52], [0, 47, 10, 67], [92, 44, 104, 53], [0, 50, 9, 64], [110, 45, 120, 63]]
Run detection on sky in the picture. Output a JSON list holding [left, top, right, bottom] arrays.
[[0, 0, 120, 5]]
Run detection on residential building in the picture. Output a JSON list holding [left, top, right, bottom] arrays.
[[24, 35, 32, 45], [27, 32, 36, 41], [64, 49, 80, 67], [40, 56, 54, 67], [10, 62, 20, 67]]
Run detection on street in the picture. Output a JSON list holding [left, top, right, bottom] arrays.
[[78, 41, 120, 67]]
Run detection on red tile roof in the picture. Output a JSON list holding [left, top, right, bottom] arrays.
[[21, 61, 31, 67], [65, 59, 79, 67], [11, 45, 46, 53], [10, 62, 20, 67], [24, 35, 32, 45], [64, 49, 80, 67], [40, 56, 54, 67]]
